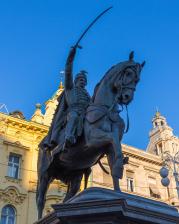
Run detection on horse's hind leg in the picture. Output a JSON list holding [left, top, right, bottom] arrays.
[[63, 173, 83, 202], [36, 172, 52, 219], [107, 150, 121, 191]]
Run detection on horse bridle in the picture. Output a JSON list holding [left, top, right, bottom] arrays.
[[112, 68, 139, 133]]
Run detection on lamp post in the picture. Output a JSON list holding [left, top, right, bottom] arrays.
[[160, 151, 179, 199]]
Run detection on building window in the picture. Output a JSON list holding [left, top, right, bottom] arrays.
[[148, 176, 161, 199], [154, 146, 158, 155], [126, 170, 135, 192], [127, 177, 134, 192], [149, 188, 161, 199], [158, 143, 163, 154], [1, 205, 16, 224], [7, 154, 21, 179]]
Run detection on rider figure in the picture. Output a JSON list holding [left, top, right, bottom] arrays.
[[64, 47, 91, 147]]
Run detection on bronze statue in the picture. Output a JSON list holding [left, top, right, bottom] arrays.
[[36, 7, 145, 220], [36, 47, 145, 219]]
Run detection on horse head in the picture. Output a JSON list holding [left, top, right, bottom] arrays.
[[93, 52, 145, 108], [111, 51, 145, 106]]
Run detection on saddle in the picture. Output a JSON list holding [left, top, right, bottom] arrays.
[[86, 104, 122, 124], [86, 105, 107, 124]]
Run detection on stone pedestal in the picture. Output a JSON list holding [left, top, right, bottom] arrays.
[[35, 187, 179, 224]]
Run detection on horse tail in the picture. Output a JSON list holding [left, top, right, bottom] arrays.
[[84, 168, 92, 189], [98, 160, 110, 175]]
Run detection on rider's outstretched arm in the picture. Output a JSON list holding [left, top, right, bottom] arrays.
[[65, 47, 76, 90]]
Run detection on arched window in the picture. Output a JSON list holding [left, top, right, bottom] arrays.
[[1, 205, 16, 224]]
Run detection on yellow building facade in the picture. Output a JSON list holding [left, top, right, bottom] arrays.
[[0, 83, 178, 224]]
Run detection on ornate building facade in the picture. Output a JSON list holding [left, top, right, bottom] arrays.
[[0, 82, 178, 224]]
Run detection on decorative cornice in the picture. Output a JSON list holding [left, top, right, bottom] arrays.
[[5, 176, 22, 184], [0, 112, 48, 134], [0, 186, 26, 205], [3, 140, 30, 150], [46, 195, 65, 202], [122, 144, 162, 166], [126, 160, 140, 168], [144, 165, 160, 173]]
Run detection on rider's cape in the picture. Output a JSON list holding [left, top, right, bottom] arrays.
[[38, 91, 68, 176], [39, 91, 67, 150]]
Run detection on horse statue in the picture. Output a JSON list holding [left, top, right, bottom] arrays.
[[36, 50, 145, 219]]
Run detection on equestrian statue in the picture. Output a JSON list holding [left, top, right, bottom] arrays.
[[36, 7, 145, 220]]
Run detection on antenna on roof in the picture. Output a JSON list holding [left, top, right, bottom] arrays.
[[156, 106, 159, 113], [0, 103, 9, 114], [60, 70, 64, 81], [59, 70, 64, 89]]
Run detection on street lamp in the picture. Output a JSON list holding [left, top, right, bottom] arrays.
[[160, 151, 179, 199]]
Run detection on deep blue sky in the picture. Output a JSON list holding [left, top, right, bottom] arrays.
[[0, 0, 179, 150]]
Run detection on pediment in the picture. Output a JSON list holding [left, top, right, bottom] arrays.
[[0, 186, 26, 205]]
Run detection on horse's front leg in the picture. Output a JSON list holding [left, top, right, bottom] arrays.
[[110, 123, 124, 179], [111, 144, 123, 179], [85, 120, 124, 179], [87, 129, 124, 180], [106, 148, 121, 191]]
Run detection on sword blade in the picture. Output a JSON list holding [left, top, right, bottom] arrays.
[[75, 6, 113, 47]]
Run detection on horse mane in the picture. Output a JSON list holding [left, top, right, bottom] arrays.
[[92, 82, 100, 102], [92, 64, 121, 102], [91, 59, 136, 102]]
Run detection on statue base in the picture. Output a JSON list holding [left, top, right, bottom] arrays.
[[34, 187, 179, 224]]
